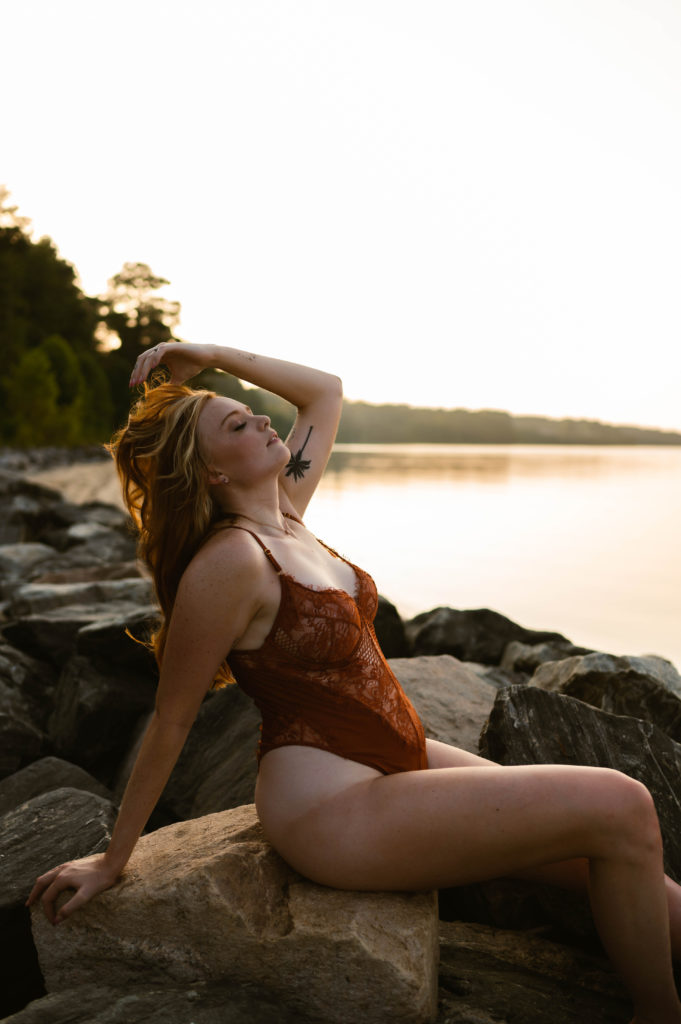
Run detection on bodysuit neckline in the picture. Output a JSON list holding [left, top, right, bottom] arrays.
[[225, 524, 369, 656]]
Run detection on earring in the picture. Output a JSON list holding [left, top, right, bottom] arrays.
[[221, 475, 229, 484]]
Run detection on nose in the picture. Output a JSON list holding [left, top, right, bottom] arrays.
[[257, 414, 271, 430]]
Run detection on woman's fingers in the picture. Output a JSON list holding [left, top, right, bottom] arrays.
[[39, 872, 77, 925], [129, 343, 168, 388], [53, 886, 93, 925], [25, 865, 66, 908]]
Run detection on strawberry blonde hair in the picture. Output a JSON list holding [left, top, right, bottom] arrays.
[[108, 380, 233, 686]]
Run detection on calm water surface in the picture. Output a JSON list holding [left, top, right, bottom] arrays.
[[34, 445, 681, 669]]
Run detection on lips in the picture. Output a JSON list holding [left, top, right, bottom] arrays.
[[267, 432, 280, 446]]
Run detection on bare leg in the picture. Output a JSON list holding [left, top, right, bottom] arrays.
[[514, 858, 681, 964], [267, 761, 681, 1023], [426, 738, 681, 967]]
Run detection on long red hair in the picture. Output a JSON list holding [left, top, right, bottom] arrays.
[[108, 380, 233, 686]]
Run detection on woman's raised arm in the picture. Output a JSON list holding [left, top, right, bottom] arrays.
[[130, 342, 343, 516]]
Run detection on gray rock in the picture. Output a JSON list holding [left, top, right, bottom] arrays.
[[480, 685, 681, 882], [1, 787, 117, 912], [75, 605, 159, 673], [65, 521, 122, 544], [390, 655, 498, 755], [406, 607, 567, 664], [3, 601, 157, 668], [33, 561, 142, 585], [48, 654, 155, 776], [375, 595, 410, 657], [8, 578, 153, 617], [0, 757, 112, 817], [501, 638, 596, 674], [0, 473, 65, 545], [438, 919, 628, 1024], [31, 805, 439, 1024], [464, 660, 529, 688], [0, 644, 58, 731], [0, 543, 57, 583], [0, 702, 44, 780], [532, 651, 681, 703], [2, 981, 303, 1024], [159, 685, 261, 820]]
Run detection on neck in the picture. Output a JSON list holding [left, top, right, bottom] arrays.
[[216, 481, 290, 533]]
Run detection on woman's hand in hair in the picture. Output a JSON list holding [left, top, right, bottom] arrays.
[[25, 853, 123, 925], [129, 342, 216, 388]]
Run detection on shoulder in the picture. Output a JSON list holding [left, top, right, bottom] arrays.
[[176, 527, 269, 618]]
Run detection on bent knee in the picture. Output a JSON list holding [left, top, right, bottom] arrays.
[[601, 769, 661, 855]]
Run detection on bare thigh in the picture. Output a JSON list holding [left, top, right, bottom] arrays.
[[258, 745, 651, 892]]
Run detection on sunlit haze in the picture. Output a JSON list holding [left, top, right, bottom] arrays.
[[4, 0, 681, 428]]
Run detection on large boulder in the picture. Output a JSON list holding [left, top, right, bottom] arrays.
[[480, 685, 681, 881], [0, 788, 117, 1020], [437, 920, 627, 1023], [0, 644, 58, 728], [2, 981, 302, 1024], [3, 602, 158, 669], [390, 655, 498, 754], [0, 543, 58, 586], [0, 472, 65, 545], [47, 654, 155, 780], [0, 757, 112, 817], [158, 685, 261, 820], [531, 653, 681, 740], [374, 595, 410, 657], [1, 788, 117, 914], [7, 578, 153, 618], [31, 804, 439, 1024], [501, 638, 596, 674], [406, 607, 567, 664], [0, 684, 45, 780]]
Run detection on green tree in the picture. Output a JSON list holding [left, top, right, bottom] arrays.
[[97, 261, 183, 428], [97, 262, 181, 362], [6, 347, 62, 445], [0, 186, 114, 443]]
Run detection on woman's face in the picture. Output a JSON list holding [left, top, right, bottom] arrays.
[[196, 396, 289, 485]]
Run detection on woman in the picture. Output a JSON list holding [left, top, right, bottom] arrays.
[[27, 342, 681, 1024]]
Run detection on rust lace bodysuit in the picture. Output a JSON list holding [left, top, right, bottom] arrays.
[[227, 524, 428, 776]]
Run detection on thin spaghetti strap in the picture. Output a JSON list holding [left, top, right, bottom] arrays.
[[221, 524, 284, 574]]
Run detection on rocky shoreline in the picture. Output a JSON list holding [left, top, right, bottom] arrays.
[[1, 464, 680, 1022]]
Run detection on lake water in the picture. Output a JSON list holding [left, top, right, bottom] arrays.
[[33, 444, 681, 669]]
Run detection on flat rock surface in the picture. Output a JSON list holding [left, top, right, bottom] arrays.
[[1, 788, 117, 911], [437, 920, 628, 1024], [2, 982, 303, 1024], [406, 607, 567, 664], [31, 804, 439, 1024], [390, 655, 498, 754], [0, 758, 112, 818]]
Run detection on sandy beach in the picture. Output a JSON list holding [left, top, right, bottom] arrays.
[[29, 462, 125, 510]]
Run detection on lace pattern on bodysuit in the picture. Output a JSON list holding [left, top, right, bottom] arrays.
[[226, 522, 428, 776]]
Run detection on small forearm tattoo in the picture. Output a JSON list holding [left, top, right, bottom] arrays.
[[236, 350, 256, 363], [285, 425, 313, 481]]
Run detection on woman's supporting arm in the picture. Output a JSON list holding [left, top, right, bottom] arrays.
[[26, 529, 265, 924]]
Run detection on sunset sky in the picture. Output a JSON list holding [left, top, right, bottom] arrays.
[[4, 0, 681, 429]]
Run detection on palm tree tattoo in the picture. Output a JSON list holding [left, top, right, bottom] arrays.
[[285, 425, 313, 481]]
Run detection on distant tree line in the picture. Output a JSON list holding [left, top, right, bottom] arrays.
[[2, 185, 679, 448], [333, 402, 681, 445]]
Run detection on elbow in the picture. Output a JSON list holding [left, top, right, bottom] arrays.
[[327, 374, 343, 400]]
